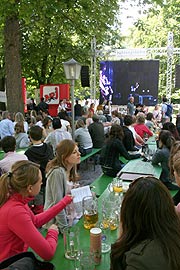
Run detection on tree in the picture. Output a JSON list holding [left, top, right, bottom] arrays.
[[126, 1, 180, 100], [0, 0, 120, 111]]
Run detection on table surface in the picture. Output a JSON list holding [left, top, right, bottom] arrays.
[[120, 158, 162, 179], [48, 189, 119, 270]]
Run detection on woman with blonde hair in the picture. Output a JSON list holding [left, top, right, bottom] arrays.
[[14, 112, 29, 133], [44, 139, 81, 232], [0, 160, 72, 261]]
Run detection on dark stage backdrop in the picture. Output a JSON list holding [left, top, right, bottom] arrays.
[[99, 60, 159, 106]]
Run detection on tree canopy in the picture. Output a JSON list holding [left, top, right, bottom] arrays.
[[0, 0, 121, 111]]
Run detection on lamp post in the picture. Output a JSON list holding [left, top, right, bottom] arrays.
[[63, 58, 81, 139]]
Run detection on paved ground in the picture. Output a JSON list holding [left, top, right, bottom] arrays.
[[78, 158, 103, 186]]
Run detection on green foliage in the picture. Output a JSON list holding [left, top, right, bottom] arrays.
[[0, 0, 120, 100], [126, 0, 180, 100]]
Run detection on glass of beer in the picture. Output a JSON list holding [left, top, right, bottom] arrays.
[[102, 197, 120, 231], [82, 196, 98, 229], [112, 177, 123, 194]]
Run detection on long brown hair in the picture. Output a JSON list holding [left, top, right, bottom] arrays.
[[169, 141, 180, 178], [109, 124, 124, 141], [110, 177, 180, 269], [46, 139, 79, 182], [0, 160, 40, 207]]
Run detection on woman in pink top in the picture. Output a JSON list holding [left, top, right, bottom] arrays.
[[134, 113, 153, 139], [0, 160, 72, 261]]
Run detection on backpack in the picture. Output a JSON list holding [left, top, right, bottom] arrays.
[[165, 103, 173, 117]]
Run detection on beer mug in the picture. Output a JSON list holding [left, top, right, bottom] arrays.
[[63, 227, 80, 260], [102, 196, 120, 231], [82, 196, 98, 229], [112, 177, 123, 194]]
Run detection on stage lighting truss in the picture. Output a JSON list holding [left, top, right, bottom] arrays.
[[90, 32, 180, 102]]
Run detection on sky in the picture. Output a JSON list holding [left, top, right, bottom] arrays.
[[118, 0, 147, 35]]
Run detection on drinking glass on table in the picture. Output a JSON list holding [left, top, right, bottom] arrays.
[[63, 226, 80, 260], [74, 247, 96, 270], [102, 196, 120, 231], [82, 196, 98, 230]]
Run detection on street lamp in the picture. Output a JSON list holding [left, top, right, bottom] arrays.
[[63, 58, 81, 139]]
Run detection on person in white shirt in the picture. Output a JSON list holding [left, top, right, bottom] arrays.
[[45, 117, 72, 155], [0, 111, 14, 139], [0, 136, 28, 175]]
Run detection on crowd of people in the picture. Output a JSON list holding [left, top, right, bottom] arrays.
[[1, 96, 180, 269]]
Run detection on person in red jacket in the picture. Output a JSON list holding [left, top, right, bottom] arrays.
[[0, 160, 72, 261], [134, 112, 153, 139]]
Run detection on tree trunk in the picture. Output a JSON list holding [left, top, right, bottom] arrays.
[[4, 15, 24, 113]]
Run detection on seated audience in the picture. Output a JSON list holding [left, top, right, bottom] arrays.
[[176, 114, 180, 136], [14, 112, 29, 133], [57, 110, 71, 132], [25, 126, 54, 213], [111, 110, 120, 125], [152, 130, 179, 190], [162, 122, 180, 141], [14, 122, 30, 149], [153, 104, 162, 124], [45, 117, 72, 155], [100, 125, 141, 177], [145, 112, 156, 131], [110, 176, 180, 270], [134, 113, 153, 139], [169, 141, 180, 205], [86, 110, 93, 127], [172, 152, 180, 214], [44, 140, 80, 232], [0, 160, 72, 261], [74, 119, 93, 156], [97, 110, 107, 123], [0, 111, 14, 139], [122, 115, 138, 152], [0, 136, 28, 174], [129, 115, 144, 147], [42, 116, 53, 139], [88, 114, 105, 148]]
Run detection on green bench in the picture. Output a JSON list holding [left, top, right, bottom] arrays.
[[80, 148, 101, 162], [0, 148, 28, 160], [80, 148, 101, 170]]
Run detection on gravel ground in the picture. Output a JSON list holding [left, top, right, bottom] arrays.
[[78, 158, 103, 186]]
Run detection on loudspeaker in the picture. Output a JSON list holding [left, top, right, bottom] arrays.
[[81, 66, 90, 87], [175, 65, 180, 88]]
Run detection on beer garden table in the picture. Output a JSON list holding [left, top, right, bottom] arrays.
[[39, 188, 119, 270]]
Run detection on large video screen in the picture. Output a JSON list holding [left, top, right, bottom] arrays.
[[99, 60, 159, 106]]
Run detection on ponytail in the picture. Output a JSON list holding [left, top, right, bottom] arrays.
[[0, 173, 11, 207]]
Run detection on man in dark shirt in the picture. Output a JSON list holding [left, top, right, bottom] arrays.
[[122, 114, 138, 152], [88, 114, 105, 148], [37, 97, 49, 113], [74, 100, 82, 120], [25, 125, 54, 213]]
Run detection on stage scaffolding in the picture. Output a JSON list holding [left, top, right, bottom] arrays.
[[90, 32, 180, 103]]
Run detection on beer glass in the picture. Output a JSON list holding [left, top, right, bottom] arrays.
[[82, 196, 98, 229], [102, 196, 120, 231], [63, 227, 80, 260]]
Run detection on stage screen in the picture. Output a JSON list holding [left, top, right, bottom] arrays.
[[99, 60, 159, 106]]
